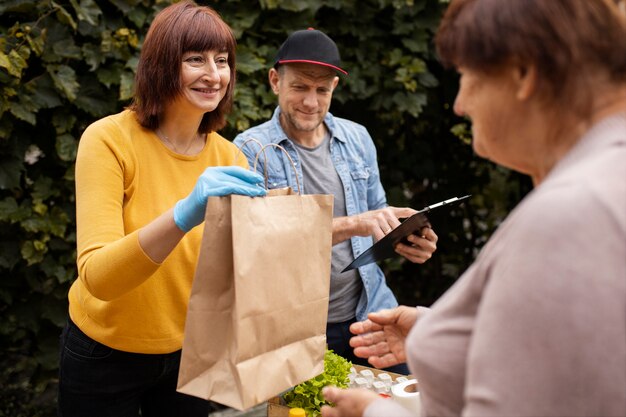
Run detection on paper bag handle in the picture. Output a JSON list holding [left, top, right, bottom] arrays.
[[234, 137, 280, 190], [253, 143, 302, 195], [234, 137, 266, 168], [234, 137, 275, 191]]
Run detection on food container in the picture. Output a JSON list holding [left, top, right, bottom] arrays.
[[267, 364, 411, 416]]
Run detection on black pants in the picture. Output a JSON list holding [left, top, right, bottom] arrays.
[[57, 319, 224, 417], [326, 318, 410, 375]]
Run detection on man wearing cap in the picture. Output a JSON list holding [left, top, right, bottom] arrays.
[[234, 28, 438, 373]]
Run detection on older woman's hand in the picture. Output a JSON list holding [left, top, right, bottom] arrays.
[[321, 386, 380, 417], [349, 306, 423, 369], [394, 226, 438, 264]]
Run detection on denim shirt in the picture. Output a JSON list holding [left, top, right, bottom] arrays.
[[233, 107, 398, 320]]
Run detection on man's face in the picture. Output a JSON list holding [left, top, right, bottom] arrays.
[[269, 63, 339, 141]]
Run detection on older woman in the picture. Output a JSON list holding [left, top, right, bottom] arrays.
[[322, 0, 626, 416], [57, 2, 266, 416]]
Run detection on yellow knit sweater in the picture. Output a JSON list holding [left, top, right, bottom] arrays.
[[69, 109, 246, 353]]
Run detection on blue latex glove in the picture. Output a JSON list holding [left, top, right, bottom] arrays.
[[174, 166, 266, 232]]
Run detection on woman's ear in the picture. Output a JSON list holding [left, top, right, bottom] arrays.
[[515, 63, 538, 101]]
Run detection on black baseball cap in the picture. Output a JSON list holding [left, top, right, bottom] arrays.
[[274, 28, 348, 75]]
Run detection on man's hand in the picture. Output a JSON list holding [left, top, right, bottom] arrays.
[[394, 227, 438, 264], [332, 207, 416, 245], [332, 207, 438, 264]]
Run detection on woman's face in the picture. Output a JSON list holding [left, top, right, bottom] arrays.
[[178, 50, 230, 114], [453, 66, 528, 168]]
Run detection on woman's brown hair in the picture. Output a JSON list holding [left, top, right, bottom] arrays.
[[130, 0, 236, 133], [435, 0, 626, 116]]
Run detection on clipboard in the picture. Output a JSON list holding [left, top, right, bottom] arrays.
[[342, 195, 471, 272]]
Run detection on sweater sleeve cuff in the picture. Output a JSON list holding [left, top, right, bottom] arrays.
[[364, 398, 418, 417]]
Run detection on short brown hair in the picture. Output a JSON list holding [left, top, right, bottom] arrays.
[[436, 0, 626, 116], [130, 1, 236, 133]]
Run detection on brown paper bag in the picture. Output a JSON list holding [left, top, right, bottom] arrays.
[[177, 187, 333, 410]]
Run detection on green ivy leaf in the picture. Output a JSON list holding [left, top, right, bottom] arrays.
[[21, 217, 49, 233], [119, 70, 134, 101], [236, 47, 267, 75], [392, 91, 427, 117], [418, 71, 439, 88], [125, 55, 139, 72], [41, 298, 68, 328], [9, 101, 37, 125], [47, 64, 79, 101], [69, 0, 102, 26], [0, 197, 19, 221], [32, 177, 60, 201], [49, 206, 70, 237], [75, 75, 117, 117], [32, 201, 47, 216], [52, 110, 77, 134], [52, 1, 78, 31], [96, 62, 123, 87], [56, 133, 78, 162], [0, 0, 37, 14], [127, 7, 150, 28], [21, 240, 46, 265], [0, 49, 29, 78], [0, 52, 15, 76], [26, 28, 47, 56], [82, 42, 104, 71], [261, 0, 317, 12], [0, 158, 23, 190], [451, 122, 472, 145], [108, 0, 132, 14], [52, 38, 82, 60], [26, 74, 63, 109], [402, 34, 428, 53]]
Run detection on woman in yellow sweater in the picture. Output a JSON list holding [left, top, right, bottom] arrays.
[[57, 2, 266, 416]]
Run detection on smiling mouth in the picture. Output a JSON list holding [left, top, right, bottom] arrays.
[[193, 87, 219, 94]]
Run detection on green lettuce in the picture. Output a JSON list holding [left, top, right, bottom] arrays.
[[283, 350, 352, 416]]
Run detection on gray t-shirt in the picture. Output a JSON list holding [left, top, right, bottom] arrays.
[[292, 134, 362, 323]]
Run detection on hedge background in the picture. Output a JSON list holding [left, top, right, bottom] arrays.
[[0, 0, 531, 415]]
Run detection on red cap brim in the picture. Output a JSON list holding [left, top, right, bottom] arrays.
[[277, 59, 348, 75]]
